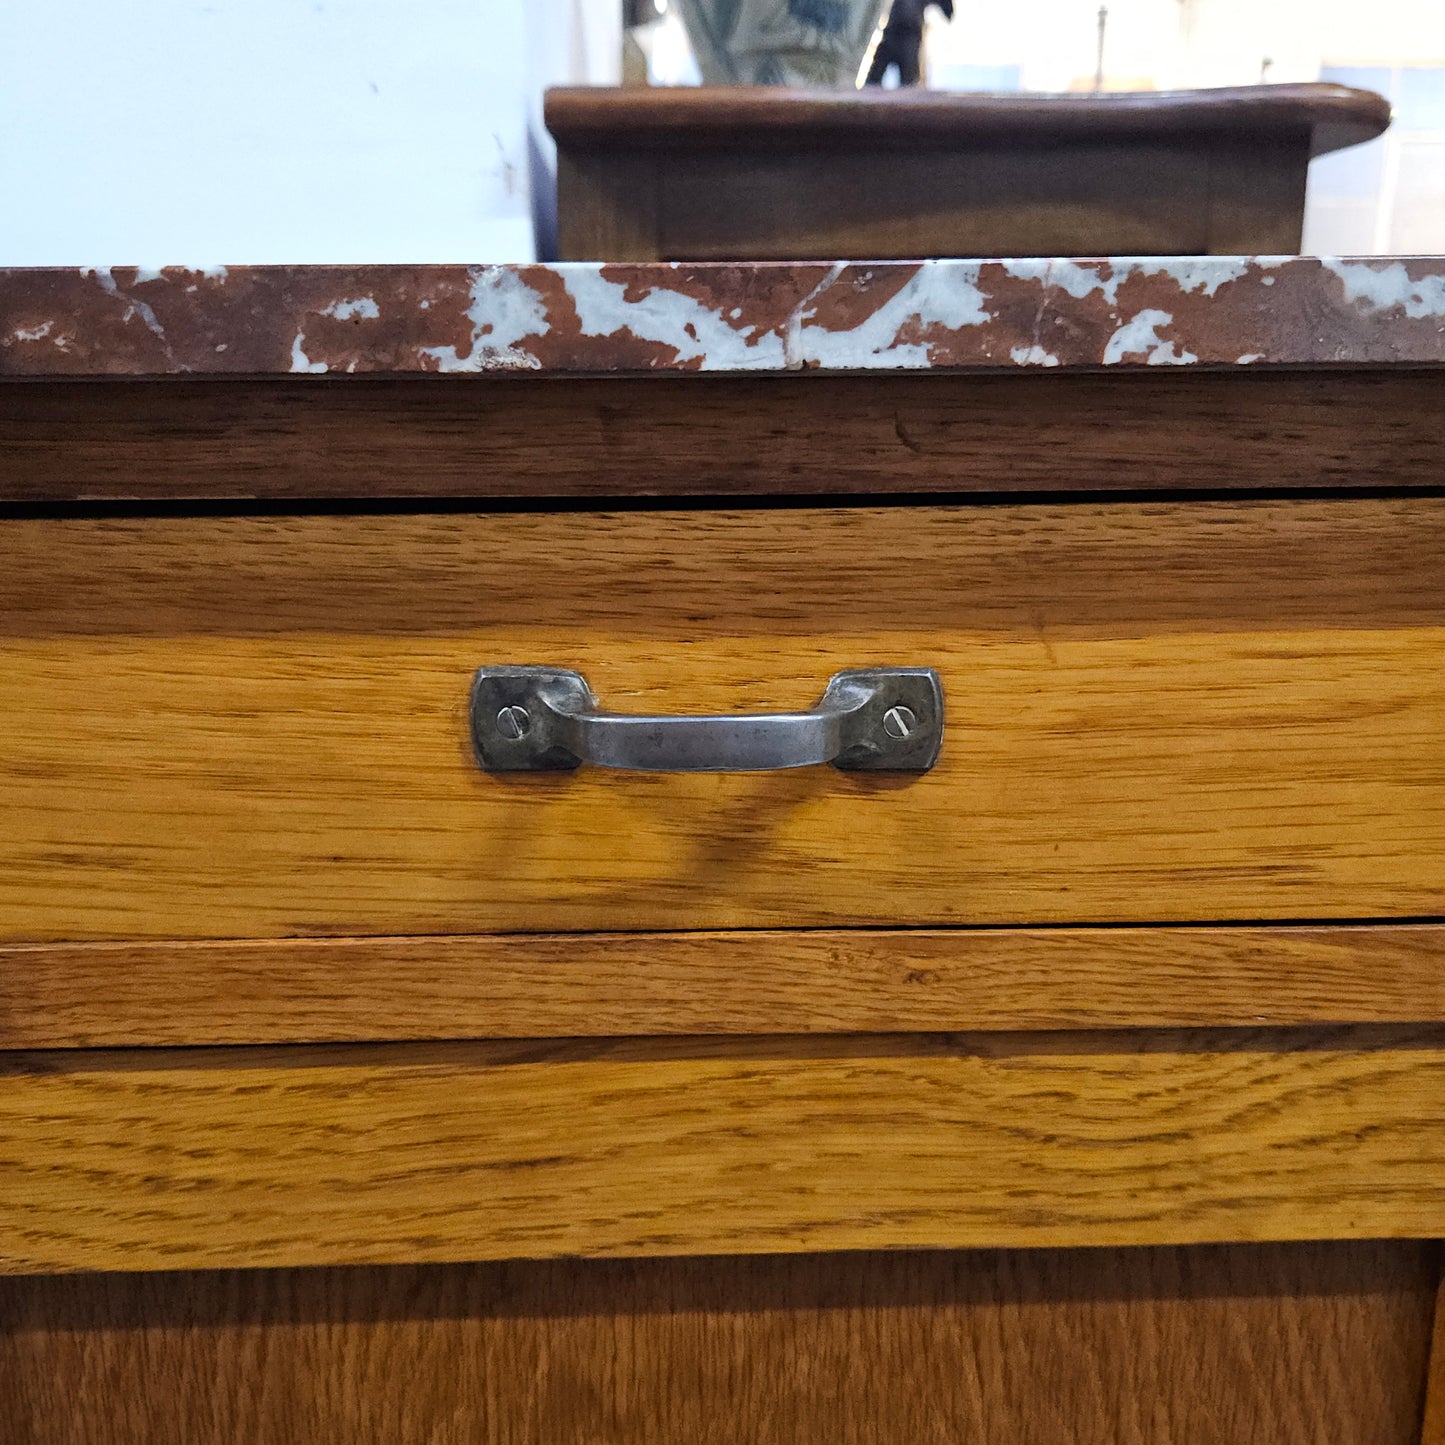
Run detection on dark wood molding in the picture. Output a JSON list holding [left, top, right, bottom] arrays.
[[4, 371, 1444, 504], [544, 83, 1390, 158]]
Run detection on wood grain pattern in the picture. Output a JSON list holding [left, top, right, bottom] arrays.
[[3, 372, 1443, 504], [5, 925, 1445, 1048], [2, 1028, 1442, 1273], [3, 500, 1445, 940], [1424, 1260, 1445, 1445], [2, 1243, 1436, 1444]]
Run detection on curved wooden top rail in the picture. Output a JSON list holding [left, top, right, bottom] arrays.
[[545, 83, 1390, 158]]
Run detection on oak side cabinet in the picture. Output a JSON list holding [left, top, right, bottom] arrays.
[[1, 257, 1443, 1445]]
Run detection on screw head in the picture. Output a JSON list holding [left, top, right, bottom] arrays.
[[496, 705, 531, 740], [882, 704, 916, 741]]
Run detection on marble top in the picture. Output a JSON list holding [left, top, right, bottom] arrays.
[[2, 258, 1444, 378]]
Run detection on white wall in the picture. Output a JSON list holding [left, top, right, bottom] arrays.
[[926, 0, 1445, 93], [0, 0, 619, 266]]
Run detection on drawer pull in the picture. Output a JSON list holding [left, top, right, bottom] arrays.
[[470, 667, 943, 773]]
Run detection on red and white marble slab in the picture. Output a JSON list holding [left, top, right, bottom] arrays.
[[2, 258, 1444, 377]]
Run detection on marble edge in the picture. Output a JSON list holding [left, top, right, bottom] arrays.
[[2, 258, 1445, 378]]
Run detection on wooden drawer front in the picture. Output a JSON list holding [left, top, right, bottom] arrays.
[[2, 499, 1443, 942], [3, 1029, 1444, 1272]]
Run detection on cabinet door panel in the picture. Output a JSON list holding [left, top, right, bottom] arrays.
[[3, 1244, 1436, 1445]]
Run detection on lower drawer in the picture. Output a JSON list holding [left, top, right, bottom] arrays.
[[3, 1027, 1443, 1272], [2, 498, 1444, 941]]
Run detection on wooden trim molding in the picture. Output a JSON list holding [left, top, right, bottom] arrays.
[[3, 372, 1443, 504], [3, 924, 1444, 1049], [543, 84, 1390, 156]]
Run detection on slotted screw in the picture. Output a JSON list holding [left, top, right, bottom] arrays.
[[882, 705, 916, 741], [496, 705, 531, 740]]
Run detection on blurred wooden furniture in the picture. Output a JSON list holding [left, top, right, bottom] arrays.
[[547, 83, 1391, 259], [1, 258, 1442, 1444]]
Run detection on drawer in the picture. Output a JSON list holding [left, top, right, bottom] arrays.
[[2, 498, 1444, 942], [4, 1030, 1445, 1270]]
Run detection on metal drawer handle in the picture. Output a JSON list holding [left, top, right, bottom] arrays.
[[470, 667, 943, 773]]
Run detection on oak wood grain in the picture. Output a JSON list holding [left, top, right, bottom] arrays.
[[2, 1028, 1442, 1273], [5, 924, 1445, 1048], [3, 500, 1445, 940], [2, 1242, 1436, 1445], [3, 372, 1442, 504]]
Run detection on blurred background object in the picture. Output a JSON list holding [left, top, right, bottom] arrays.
[[547, 82, 1389, 259], [673, 0, 889, 86], [864, 0, 956, 88], [1, 0, 1442, 262]]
